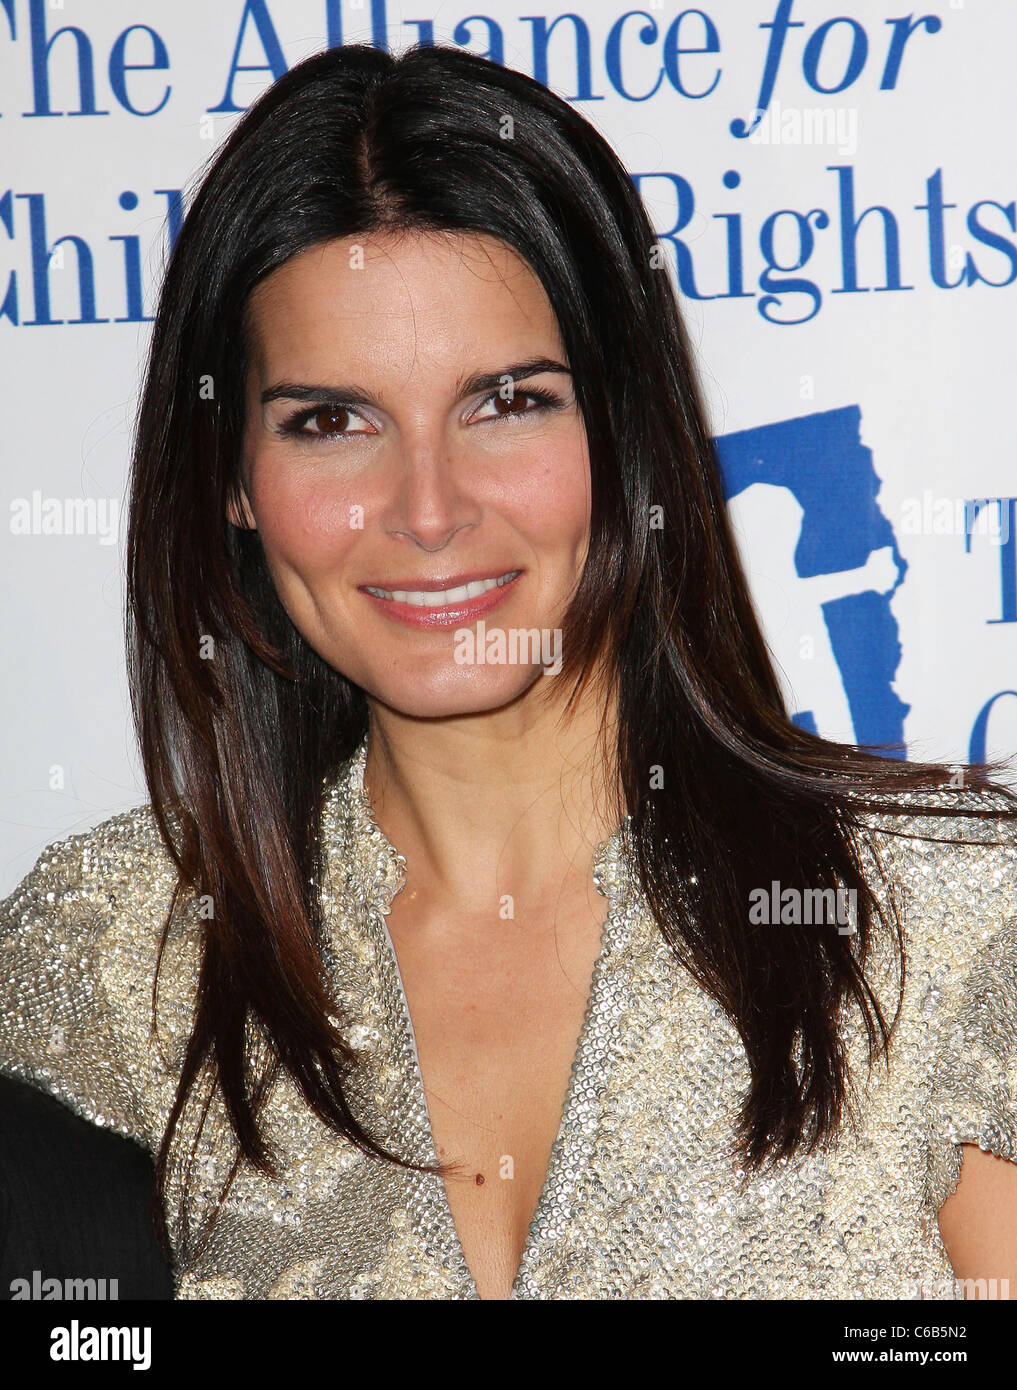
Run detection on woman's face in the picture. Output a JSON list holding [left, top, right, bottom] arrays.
[[233, 230, 591, 717]]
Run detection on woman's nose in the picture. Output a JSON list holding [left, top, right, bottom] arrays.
[[380, 442, 482, 551]]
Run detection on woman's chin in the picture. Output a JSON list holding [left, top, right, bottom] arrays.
[[361, 665, 550, 720]]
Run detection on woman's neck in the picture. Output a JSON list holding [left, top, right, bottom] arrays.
[[361, 677, 623, 914]]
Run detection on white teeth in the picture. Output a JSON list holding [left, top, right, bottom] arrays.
[[365, 571, 519, 605]]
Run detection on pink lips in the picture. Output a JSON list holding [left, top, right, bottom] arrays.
[[358, 571, 522, 629]]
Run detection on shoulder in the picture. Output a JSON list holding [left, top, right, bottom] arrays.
[[850, 781, 1017, 965], [0, 803, 200, 1148], [4, 799, 180, 911], [851, 779, 1017, 856], [2, 800, 189, 983], [851, 783, 1017, 1209]]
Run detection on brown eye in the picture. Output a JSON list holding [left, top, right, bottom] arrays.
[[278, 401, 372, 444], [312, 406, 351, 434], [492, 392, 529, 415]]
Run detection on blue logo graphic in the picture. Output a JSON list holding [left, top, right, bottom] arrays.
[[714, 406, 908, 757]]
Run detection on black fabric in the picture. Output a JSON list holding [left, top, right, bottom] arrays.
[[0, 1074, 174, 1299]]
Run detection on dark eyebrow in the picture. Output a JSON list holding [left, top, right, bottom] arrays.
[[260, 356, 572, 407]]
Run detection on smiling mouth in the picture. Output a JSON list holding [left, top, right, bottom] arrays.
[[361, 571, 522, 606]]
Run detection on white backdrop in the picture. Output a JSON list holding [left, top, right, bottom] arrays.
[[2, 0, 1015, 892]]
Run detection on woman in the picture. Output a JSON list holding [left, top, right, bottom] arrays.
[[1, 42, 1016, 1301]]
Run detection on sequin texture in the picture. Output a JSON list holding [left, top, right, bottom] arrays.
[[1, 739, 1016, 1299]]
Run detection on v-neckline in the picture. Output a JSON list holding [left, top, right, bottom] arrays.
[[338, 735, 636, 1301]]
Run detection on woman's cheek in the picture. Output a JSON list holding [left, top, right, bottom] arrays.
[[252, 461, 365, 568], [502, 445, 590, 545]]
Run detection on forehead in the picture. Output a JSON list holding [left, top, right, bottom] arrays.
[[244, 230, 564, 380]]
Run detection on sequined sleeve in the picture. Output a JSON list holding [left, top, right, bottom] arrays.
[[0, 813, 189, 1151], [921, 797, 1017, 1211]]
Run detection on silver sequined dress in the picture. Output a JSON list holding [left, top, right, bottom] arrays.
[[2, 738, 1016, 1299]]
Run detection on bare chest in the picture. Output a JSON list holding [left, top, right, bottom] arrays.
[[383, 892, 606, 1299]]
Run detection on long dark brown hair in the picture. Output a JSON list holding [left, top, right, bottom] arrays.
[[125, 41, 1017, 1256]]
